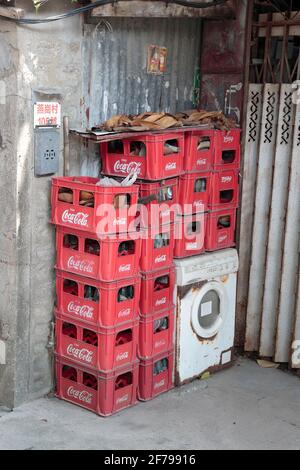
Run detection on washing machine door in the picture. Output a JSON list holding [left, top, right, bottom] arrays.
[[191, 281, 229, 339]]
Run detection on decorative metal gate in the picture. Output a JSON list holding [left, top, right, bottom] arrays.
[[240, 82, 300, 365], [237, 1, 300, 366]]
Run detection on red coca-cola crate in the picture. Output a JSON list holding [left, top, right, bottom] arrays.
[[173, 213, 206, 259], [51, 177, 139, 234], [206, 208, 237, 252], [55, 312, 139, 371], [56, 226, 141, 282], [136, 178, 179, 227], [138, 350, 174, 402], [140, 266, 175, 315], [213, 129, 241, 171], [56, 270, 141, 327], [209, 170, 239, 210], [139, 307, 175, 359], [55, 356, 139, 417], [178, 172, 211, 215], [140, 223, 175, 273], [184, 129, 214, 173], [101, 133, 184, 181]]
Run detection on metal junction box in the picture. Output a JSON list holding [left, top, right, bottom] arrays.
[[34, 128, 60, 176]]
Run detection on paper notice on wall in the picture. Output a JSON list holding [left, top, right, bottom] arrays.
[[147, 45, 167, 75], [34, 101, 61, 128]]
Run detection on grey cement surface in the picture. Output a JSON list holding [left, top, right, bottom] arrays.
[[0, 358, 299, 450]]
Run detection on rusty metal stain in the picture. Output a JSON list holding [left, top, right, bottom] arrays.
[[221, 274, 230, 284], [175, 348, 234, 387], [190, 320, 218, 344]]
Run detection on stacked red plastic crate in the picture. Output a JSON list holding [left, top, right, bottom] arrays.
[[138, 181, 176, 400], [51, 176, 141, 416], [175, 128, 241, 256], [206, 130, 240, 251], [101, 133, 184, 401]]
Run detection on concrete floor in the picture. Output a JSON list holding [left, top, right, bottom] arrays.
[[0, 357, 299, 450]]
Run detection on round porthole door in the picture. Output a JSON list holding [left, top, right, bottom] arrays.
[[191, 281, 229, 339]]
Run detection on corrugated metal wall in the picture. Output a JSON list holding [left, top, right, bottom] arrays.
[[82, 17, 202, 128]]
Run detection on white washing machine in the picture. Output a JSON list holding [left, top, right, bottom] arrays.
[[174, 249, 239, 386]]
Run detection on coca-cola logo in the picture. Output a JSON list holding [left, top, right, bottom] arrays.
[[67, 344, 94, 364], [62, 210, 89, 227], [155, 255, 167, 264], [67, 302, 94, 320], [114, 161, 142, 175], [218, 235, 228, 243], [197, 158, 207, 166], [67, 257, 94, 274], [224, 135, 234, 144], [116, 351, 129, 362], [155, 297, 167, 307], [154, 379, 166, 390], [154, 340, 167, 349], [67, 386, 93, 404], [116, 394, 129, 405], [119, 264, 131, 273], [165, 162, 176, 171], [118, 308, 131, 319], [221, 176, 232, 184]]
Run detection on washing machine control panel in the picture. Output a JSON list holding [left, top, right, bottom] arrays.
[[174, 249, 239, 286]]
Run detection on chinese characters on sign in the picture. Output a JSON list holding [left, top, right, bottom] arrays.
[[34, 101, 61, 128], [147, 45, 167, 75]]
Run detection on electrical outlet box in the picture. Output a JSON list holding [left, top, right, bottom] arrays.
[[34, 128, 60, 176]]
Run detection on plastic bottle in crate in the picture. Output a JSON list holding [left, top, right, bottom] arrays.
[[154, 358, 169, 376], [218, 215, 231, 229], [154, 275, 169, 292], [154, 233, 169, 249], [85, 239, 100, 256], [84, 285, 100, 303], [118, 241, 135, 257], [118, 285, 134, 302], [153, 317, 168, 333]]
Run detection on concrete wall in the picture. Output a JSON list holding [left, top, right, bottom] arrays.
[[0, 21, 19, 409], [0, 0, 84, 408]]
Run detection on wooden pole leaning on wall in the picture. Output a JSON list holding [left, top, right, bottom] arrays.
[[63, 116, 70, 177]]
